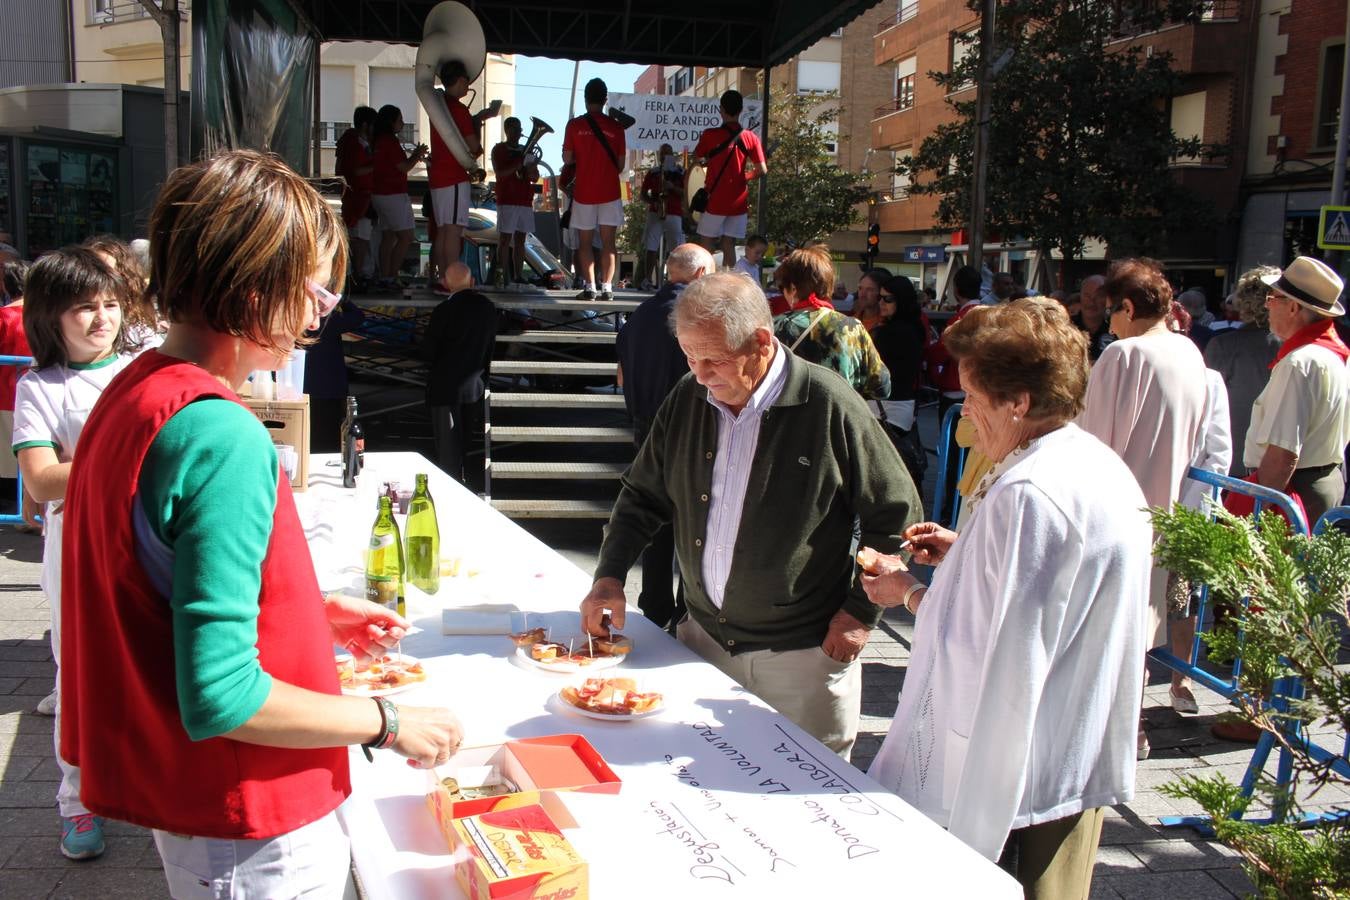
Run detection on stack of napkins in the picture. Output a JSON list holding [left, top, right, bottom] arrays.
[[441, 604, 522, 635]]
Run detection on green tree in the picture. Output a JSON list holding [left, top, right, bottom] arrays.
[[749, 90, 870, 248], [902, 0, 1223, 270]]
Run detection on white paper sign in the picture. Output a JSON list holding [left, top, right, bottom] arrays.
[[608, 93, 764, 153]]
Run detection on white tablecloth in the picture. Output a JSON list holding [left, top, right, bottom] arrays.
[[299, 452, 1019, 899]]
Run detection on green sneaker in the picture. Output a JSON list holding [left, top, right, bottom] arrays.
[[60, 813, 105, 860]]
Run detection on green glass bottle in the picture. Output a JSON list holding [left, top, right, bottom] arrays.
[[366, 496, 405, 614], [405, 473, 440, 594]]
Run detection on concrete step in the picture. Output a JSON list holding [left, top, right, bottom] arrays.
[[489, 425, 632, 443], [490, 461, 628, 480], [488, 392, 625, 409], [497, 331, 616, 345], [492, 360, 617, 377], [490, 498, 616, 519]]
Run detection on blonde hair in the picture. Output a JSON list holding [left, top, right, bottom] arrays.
[[1233, 266, 1277, 328], [149, 150, 347, 352]]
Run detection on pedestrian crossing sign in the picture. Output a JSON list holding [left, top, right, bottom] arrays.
[[1317, 205, 1350, 250]]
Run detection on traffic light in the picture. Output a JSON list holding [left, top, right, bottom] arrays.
[[866, 223, 880, 261]]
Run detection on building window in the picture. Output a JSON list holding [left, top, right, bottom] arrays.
[[950, 29, 977, 91], [822, 122, 839, 156], [1316, 43, 1345, 149], [90, 0, 151, 24], [665, 66, 695, 95], [896, 56, 917, 111], [1169, 90, 1206, 165], [830, 28, 844, 38], [893, 148, 912, 200], [797, 60, 841, 94]]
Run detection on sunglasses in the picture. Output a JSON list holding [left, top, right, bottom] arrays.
[[306, 280, 341, 317]]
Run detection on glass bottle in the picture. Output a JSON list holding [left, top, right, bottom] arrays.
[[349, 397, 366, 468], [365, 496, 404, 614], [341, 396, 359, 488], [405, 473, 440, 594]]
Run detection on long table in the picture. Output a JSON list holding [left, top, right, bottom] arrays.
[[298, 452, 1019, 899]]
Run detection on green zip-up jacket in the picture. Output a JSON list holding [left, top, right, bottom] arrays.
[[596, 349, 922, 654]]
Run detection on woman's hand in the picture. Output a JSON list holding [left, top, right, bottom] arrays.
[[324, 593, 409, 661], [861, 569, 921, 609], [392, 705, 465, 769], [903, 522, 958, 565]]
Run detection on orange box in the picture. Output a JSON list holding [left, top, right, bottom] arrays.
[[426, 735, 620, 824], [448, 801, 587, 900]]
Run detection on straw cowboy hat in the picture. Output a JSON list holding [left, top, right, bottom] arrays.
[[1261, 256, 1346, 317]]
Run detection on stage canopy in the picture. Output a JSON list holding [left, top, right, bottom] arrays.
[[296, 0, 883, 69]]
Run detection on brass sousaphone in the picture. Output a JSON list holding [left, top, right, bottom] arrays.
[[415, 1, 487, 173], [515, 116, 553, 179]]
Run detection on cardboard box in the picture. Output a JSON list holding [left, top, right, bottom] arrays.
[[448, 801, 587, 900], [241, 395, 310, 492]]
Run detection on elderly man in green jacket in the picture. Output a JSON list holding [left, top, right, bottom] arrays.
[[581, 272, 921, 759]]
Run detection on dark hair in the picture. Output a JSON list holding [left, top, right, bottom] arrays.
[[880, 276, 922, 326], [2, 260, 28, 301], [953, 265, 982, 301], [83, 235, 158, 341], [353, 105, 377, 129], [23, 246, 129, 369], [720, 90, 744, 116], [374, 105, 403, 139], [859, 267, 893, 290], [503, 116, 521, 133], [584, 78, 607, 105], [149, 150, 347, 354], [745, 234, 768, 249], [439, 60, 469, 88], [943, 297, 1089, 421], [775, 245, 834, 301], [1103, 257, 1172, 319]]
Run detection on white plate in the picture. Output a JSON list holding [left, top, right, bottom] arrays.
[[556, 689, 665, 721], [337, 654, 427, 697], [515, 644, 626, 674]]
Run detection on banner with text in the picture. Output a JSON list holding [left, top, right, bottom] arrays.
[[608, 93, 764, 154]]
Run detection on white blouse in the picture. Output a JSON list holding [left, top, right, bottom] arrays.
[[868, 424, 1152, 860]]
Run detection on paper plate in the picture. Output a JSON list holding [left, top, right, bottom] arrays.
[[337, 653, 427, 697], [515, 644, 626, 674]]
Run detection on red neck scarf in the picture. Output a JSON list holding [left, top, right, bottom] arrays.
[[1270, 317, 1350, 369], [790, 293, 834, 312]]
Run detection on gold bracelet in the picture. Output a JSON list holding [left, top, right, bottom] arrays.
[[902, 582, 926, 616]]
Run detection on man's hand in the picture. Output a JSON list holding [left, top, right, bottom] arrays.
[[580, 577, 626, 636], [392, 704, 465, 769], [903, 522, 958, 566], [324, 593, 409, 661], [861, 569, 922, 609], [21, 489, 42, 528], [821, 609, 869, 663]]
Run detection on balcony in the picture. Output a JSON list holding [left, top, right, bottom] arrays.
[[872, 104, 916, 150], [1105, 0, 1244, 73], [875, 3, 920, 65]]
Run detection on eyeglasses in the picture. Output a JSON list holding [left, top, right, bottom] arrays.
[[879, 294, 897, 303], [306, 280, 341, 317]]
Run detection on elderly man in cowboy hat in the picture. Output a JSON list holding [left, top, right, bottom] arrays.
[[1244, 256, 1350, 525]]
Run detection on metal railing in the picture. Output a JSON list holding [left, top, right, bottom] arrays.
[[875, 2, 920, 35], [873, 95, 915, 119]]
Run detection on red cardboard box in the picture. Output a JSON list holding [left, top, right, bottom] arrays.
[[448, 800, 587, 900]]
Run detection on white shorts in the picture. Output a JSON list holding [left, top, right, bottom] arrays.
[[697, 211, 748, 240], [569, 199, 624, 231], [430, 183, 471, 229], [497, 204, 535, 235], [348, 217, 371, 242], [644, 214, 684, 253], [371, 193, 415, 233]]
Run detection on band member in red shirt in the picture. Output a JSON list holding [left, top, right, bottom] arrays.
[[428, 60, 500, 293], [370, 105, 428, 289], [693, 90, 767, 269], [490, 117, 540, 287], [562, 78, 626, 301], [334, 106, 376, 289], [640, 143, 684, 290]]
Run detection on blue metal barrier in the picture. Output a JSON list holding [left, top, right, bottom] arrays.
[[1152, 474, 1348, 831], [0, 354, 32, 527], [930, 403, 967, 528]]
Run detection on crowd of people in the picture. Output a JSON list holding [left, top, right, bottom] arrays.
[[0, 132, 1346, 899]]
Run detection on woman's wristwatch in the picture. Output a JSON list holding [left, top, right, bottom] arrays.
[[361, 697, 400, 762]]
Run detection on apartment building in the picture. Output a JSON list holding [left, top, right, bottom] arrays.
[[1237, 0, 1347, 272], [871, 0, 1259, 288]]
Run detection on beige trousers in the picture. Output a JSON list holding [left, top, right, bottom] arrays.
[[999, 806, 1105, 900], [677, 616, 863, 760]]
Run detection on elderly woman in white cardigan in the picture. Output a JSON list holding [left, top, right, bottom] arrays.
[[859, 298, 1152, 900]]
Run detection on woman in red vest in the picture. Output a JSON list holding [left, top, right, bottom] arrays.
[[61, 150, 463, 895]]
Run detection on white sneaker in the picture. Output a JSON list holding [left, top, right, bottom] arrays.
[[35, 689, 57, 716]]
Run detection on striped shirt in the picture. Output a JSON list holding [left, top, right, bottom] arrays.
[[701, 342, 788, 609]]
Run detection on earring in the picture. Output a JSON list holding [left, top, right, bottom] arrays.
[[1012, 415, 1020, 423]]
